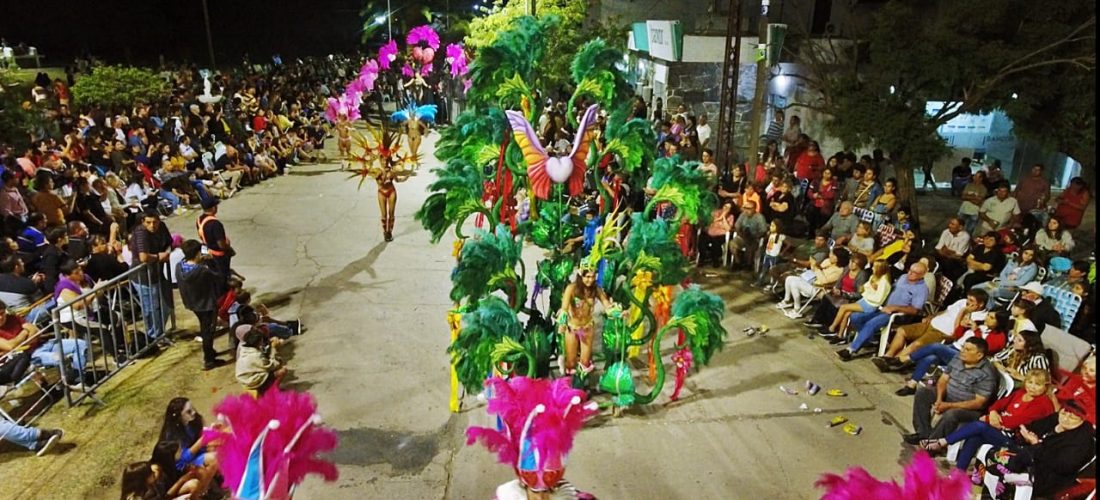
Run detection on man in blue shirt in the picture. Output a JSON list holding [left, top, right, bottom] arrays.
[[837, 261, 929, 360]]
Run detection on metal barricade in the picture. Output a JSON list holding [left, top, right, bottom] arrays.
[[49, 262, 176, 406]]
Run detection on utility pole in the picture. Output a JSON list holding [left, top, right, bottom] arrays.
[[715, 0, 743, 168], [526, 0, 536, 16], [746, 0, 769, 170], [387, 0, 393, 41], [201, 0, 216, 68]]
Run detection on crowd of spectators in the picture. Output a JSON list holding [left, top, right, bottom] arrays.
[[1, 54, 349, 485]]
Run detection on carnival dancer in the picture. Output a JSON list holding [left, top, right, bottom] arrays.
[[392, 100, 437, 163], [466, 376, 599, 500], [557, 263, 615, 378], [335, 112, 352, 163], [347, 125, 417, 242]]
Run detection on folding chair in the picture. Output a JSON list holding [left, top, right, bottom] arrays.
[[1043, 284, 1083, 331]]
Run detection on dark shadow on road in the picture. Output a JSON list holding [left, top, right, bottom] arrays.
[[325, 414, 460, 476]]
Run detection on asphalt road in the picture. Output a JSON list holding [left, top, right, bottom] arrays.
[[161, 131, 930, 500]]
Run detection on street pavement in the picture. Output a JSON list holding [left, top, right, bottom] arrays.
[[163, 131, 933, 500]]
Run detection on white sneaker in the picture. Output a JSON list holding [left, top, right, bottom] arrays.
[[784, 309, 803, 319], [776, 301, 792, 310]]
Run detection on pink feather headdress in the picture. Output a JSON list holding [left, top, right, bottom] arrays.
[[815, 451, 970, 500], [203, 388, 339, 499], [445, 43, 469, 78], [406, 25, 441, 50], [357, 59, 380, 91], [466, 377, 597, 492], [378, 40, 399, 70]]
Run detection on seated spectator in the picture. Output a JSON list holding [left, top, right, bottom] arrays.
[[875, 288, 989, 369], [921, 369, 1055, 470], [16, 212, 48, 262], [159, 397, 216, 471], [0, 419, 63, 456], [977, 181, 1020, 235], [1033, 216, 1074, 258], [38, 227, 70, 297], [847, 221, 875, 258], [1008, 299, 1037, 340], [894, 310, 1009, 395], [763, 179, 794, 230], [955, 232, 1006, 296], [234, 324, 287, 395], [229, 290, 298, 341], [992, 330, 1049, 386], [804, 167, 839, 237], [973, 245, 1038, 308], [1045, 260, 1089, 294], [820, 201, 858, 246], [827, 259, 891, 335], [728, 201, 767, 271], [147, 440, 216, 499], [872, 228, 918, 272], [850, 166, 883, 210], [739, 183, 762, 217], [759, 232, 829, 288], [82, 235, 128, 282], [0, 298, 90, 390], [65, 221, 90, 261], [903, 337, 999, 445], [54, 259, 127, 361], [835, 262, 929, 359], [697, 201, 734, 268], [870, 178, 898, 226], [30, 173, 67, 227], [777, 248, 847, 318], [0, 255, 50, 323], [1017, 281, 1062, 333], [1052, 354, 1095, 426], [804, 253, 868, 330], [1052, 176, 1090, 229], [0, 170, 29, 224], [980, 402, 1094, 499], [934, 217, 970, 280]]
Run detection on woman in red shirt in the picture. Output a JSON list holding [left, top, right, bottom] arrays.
[[922, 369, 1055, 471], [1053, 177, 1091, 229], [805, 166, 839, 237], [793, 141, 825, 181], [1054, 354, 1095, 426]]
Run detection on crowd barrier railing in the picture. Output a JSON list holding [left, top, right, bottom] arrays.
[[48, 262, 176, 407]]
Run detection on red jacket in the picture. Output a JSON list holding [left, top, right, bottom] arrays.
[[1056, 375, 1096, 426], [987, 388, 1055, 430], [952, 325, 1008, 355]]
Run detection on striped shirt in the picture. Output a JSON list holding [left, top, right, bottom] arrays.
[[943, 356, 999, 403]]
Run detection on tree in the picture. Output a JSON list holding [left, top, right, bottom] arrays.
[[789, 0, 1095, 218], [466, 0, 626, 95], [71, 66, 170, 109], [0, 69, 48, 148]]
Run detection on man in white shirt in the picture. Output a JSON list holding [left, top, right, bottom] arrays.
[[977, 181, 1020, 235], [871, 288, 989, 372], [696, 114, 712, 150], [935, 216, 970, 280]]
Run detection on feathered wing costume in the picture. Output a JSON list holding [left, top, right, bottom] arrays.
[[815, 451, 970, 500], [203, 388, 339, 500], [391, 101, 439, 125], [506, 104, 600, 200], [466, 376, 598, 500]]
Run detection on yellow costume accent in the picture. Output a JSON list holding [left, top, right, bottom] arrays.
[[448, 310, 463, 413], [627, 270, 653, 359]]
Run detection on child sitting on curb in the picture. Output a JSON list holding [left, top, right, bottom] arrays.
[[234, 324, 287, 396]]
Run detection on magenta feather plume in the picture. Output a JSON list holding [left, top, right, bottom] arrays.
[[462, 78, 472, 94], [206, 389, 339, 494], [466, 377, 596, 470], [357, 59, 380, 91], [401, 64, 415, 78], [446, 43, 469, 77], [379, 40, 399, 70], [418, 63, 433, 77], [324, 97, 341, 124], [815, 451, 970, 500], [406, 24, 440, 50]]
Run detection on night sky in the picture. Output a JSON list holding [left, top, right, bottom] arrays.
[[1, 0, 469, 67]]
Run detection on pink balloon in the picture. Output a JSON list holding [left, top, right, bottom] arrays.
[[411, 47, 424, 62], [420, 47, 435, 64]]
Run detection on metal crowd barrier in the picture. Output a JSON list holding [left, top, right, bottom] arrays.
[[48, 262, 176, 407]]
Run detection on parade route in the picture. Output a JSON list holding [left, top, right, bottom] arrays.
[[157, 132, 931, 499]]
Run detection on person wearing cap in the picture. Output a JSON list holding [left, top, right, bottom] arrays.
[[1017, 281, 1062, 333], [196, 197, 234, 281]]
